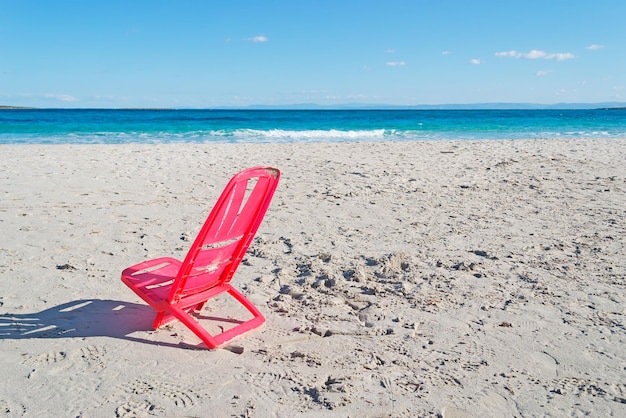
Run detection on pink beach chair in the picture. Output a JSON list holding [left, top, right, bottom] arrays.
[[121, 166, 280, 349]]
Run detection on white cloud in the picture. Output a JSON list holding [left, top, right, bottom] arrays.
[[536, 70, 552, 77], [495, 49, 575, 61], [386, 61, 406, 67], [585, 44, 605, 50], [548, 52, 575, 61], [470, 58, 483, 65], [385, 49, 396, 54], [495, 50, 520, 58], [526, 50, 547, 59], [441, 50, 452, 56], [247, 35, 269, 43], [44, 93, 77, 102]]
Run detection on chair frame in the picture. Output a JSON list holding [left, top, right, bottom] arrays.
[[121, 166, 280, 348]]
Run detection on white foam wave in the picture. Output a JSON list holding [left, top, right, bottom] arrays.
[[213, 128, 390, 140], [1, 127, 623, 145]]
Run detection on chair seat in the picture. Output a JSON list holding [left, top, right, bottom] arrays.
[[121, 257, 182, 307]]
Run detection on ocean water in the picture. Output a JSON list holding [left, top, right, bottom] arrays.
[[1, 108, 625, 144]]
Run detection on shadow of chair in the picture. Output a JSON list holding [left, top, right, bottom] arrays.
[[0, 299, 185, 348]]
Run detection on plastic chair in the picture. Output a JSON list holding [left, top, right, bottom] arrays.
[[121, 166, 280, 349]]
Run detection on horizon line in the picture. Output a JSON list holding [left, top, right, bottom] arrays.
[[2, 101, 626, 111]]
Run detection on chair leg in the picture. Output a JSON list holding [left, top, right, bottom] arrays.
[[165, 288, 266, 349], [169, 305, 220, 348], [153, 311, 165, 329], [153, 310, 178, 329], [227, 286, 266, 321]]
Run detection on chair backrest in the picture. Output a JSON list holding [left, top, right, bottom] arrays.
[[168, 166, 280, 304]]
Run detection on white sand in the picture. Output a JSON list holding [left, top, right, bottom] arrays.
[[1, 138, 625, 417]]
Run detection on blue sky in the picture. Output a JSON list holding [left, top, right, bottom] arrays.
[[1, 0, 625, 108]]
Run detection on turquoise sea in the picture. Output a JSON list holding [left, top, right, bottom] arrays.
[[1, 109, 625, 144]]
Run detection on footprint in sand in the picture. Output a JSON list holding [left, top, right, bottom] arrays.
[[79, 344, 107, 368], [21, 351, 67, 365], [415, 365, 463, 390], [250, 324, 292, 342], [457, 339, 496, 361], [115, 399, 163, 418], [460, 360, 489, 372], [549, 376, 610, 398], [1, 399, 27, 416], [246, 371, 309, 407], [515, 319, 541, 332], [379, 372, 425, 396], [117, 379, 202, 409], [247, 371, 286, 389]]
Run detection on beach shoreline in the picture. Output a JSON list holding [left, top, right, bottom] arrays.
[[1, 138, 625, 416]]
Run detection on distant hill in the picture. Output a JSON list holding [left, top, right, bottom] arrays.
[[3, 102, 626, 110], [242, 102, 626, 110]]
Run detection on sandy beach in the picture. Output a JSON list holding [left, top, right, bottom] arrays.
[[1, 138, 625, 417]]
